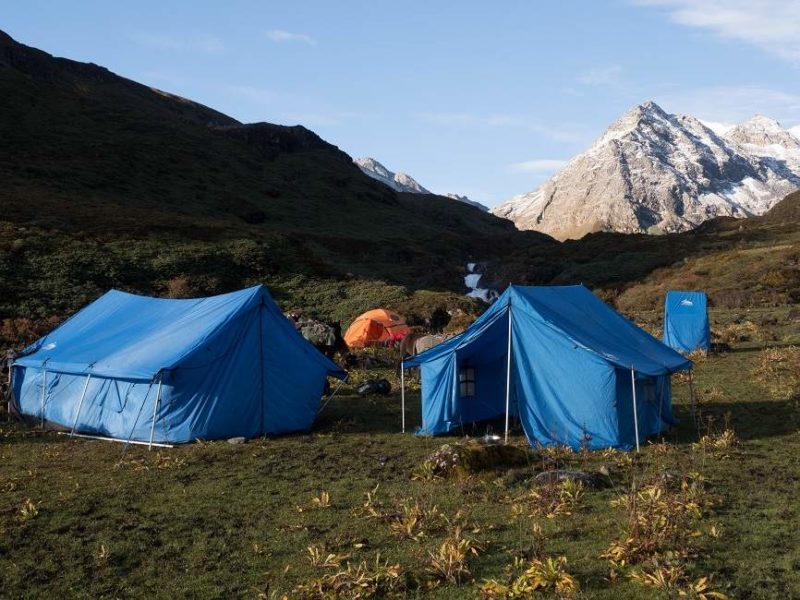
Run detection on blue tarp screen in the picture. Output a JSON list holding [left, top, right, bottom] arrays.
[[405, 285, 691, 450], [663, 291, 710, 353], [12, 286, 345, 443]]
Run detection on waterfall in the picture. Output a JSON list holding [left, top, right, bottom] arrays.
[[464, 263, 498, 303]]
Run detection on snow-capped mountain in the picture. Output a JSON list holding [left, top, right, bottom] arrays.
[[355, 157, 488, 211], [492, 101, 800, 240], [445, 193, 489, 212], [354, 157, 431, 194]]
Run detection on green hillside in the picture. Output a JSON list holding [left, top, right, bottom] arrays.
[[0, 29, 797, 344], [0, 29, 551, 324]]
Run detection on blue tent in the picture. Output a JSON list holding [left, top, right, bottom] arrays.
[[663, 291, 710, 353], [403, 285, 691, 450], [11, 286, 346, 444]]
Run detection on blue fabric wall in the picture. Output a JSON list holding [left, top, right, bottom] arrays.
[[513, 306, 620, 449], [664, 291, 710, 353], [12, 286, 344, 443], [407, 285, 690, 450], [15, 369, 156, 440]]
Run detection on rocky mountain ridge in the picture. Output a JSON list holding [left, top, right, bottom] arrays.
[[492, 101, 800, 239], [355, 157, 488, 211]]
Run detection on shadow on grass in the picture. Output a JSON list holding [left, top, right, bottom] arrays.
[[316, 391, 799, 453], [667, 398, 799, 445]]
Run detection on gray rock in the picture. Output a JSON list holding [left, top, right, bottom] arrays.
[[227, 436, 246, 445]]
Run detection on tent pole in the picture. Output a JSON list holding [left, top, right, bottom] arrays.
[[62, 431, 173, 448], [258, 300, 265, 437], [504, 307, 513, 444], [70, 374, 92, 437], [149, 373, 163, 451], [630, 368, 640, 453], [6, 363, 13, 421], [40, 369, 47, 428], [120, 378, 156, 457], [401, 361, 406, 433]]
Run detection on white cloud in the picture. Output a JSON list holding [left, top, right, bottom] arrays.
[[417, 112, 469, 125], [415, 112, 590, 144], [508, 159, 569, 174], [577, 65, 624, 87], [660, 85, 800, 124], [221, 86, 374, 126], [266, 30, 316, 45], [634, 0, 800, 63], [129, 32, 225, 54]]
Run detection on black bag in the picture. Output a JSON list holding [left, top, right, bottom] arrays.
[[375, 378, 392, 395], [358, 379, 379, 396], [357, 378, 392, 396]]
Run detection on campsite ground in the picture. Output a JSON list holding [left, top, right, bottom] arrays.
[[1, 308, 798, 599]]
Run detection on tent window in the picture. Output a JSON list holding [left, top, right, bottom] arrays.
[[459, 367, 475, 397]]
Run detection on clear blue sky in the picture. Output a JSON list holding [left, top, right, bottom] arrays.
[[4, 1, 800, 206]]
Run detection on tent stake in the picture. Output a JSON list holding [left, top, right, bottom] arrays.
[[630, 368, 640, 453], [149, 373, 163, 451], [318, 375, 347, 415], [70, 374, 92, 437], [504, 306, 513, 444]]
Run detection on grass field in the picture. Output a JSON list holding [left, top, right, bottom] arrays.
[[1, 308, 798, 599]]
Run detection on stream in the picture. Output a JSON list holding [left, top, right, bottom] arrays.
[[464, 262, 498, 303]]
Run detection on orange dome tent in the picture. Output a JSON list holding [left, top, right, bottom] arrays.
[[344, 309, 410, 348]]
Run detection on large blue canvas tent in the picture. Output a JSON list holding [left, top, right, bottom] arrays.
[[11, 285, 346, 444], [403, 285, 691, 450], [663, 291, 710, 353]]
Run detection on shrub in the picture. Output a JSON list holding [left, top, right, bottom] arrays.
[[512, 479, 586, 520], [425, 527, 483, 586], [713, 320, 759, 346], [292, 554, 406, 599], [602, 472, 723, 596], [479, 556, 579, 598], [752, 346, 800, 401]]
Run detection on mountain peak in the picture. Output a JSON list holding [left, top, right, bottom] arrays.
[[726, 114, 800, 150], [634, 100, 667, 116], [594, 100, 672, 147], [354, 157, 488, 210], [445, 193, 489, 212], [743, 114, 783, 130], [354, 157, 430, 194], [617, 100, 669, 124], [492, 102, 800, 239]]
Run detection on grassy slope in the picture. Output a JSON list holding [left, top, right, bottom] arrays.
[[1, 309, 798, 598], [0, 29, 549, 324], [495, 191, 800, 310]]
